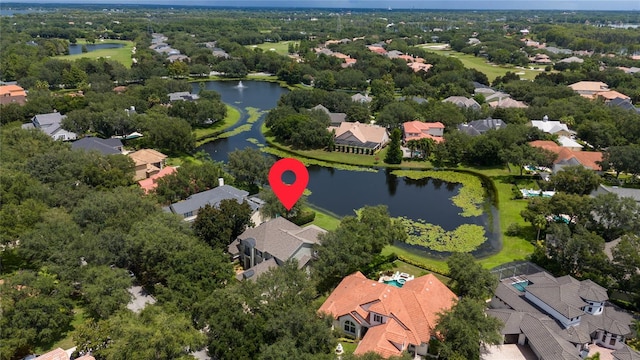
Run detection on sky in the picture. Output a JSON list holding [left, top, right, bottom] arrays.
[[6, 0, 640, 11]]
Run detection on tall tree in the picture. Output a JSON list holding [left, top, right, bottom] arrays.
[[227, 147, 274, 187], [384, 128, 403, 165], [447, 253, 498, 300], [550, 165, 601, 196], [193, 199, 254, 249], [435, 297, 502, 360]]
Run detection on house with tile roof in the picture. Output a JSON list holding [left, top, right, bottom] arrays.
[[529, 140, 603, 172], [568, 81, 610, 98], [127, 149, 167, 181], [403, 120, 444, 143], [0, 84, 27, 105], [71, 136, 124, 155], [319, 271, 457, 358], [329, 122, 389, 154], [489, 97, 529, 109], [138, 166, 177, 194], [231, 217, 326, 280], [442, 96, 481, 110], [488, 269, 636, 360], [22, 112, 77, 141], [457, 118, 506, 136], [164, 184, 261, 222], [529, 116, 575, 137]]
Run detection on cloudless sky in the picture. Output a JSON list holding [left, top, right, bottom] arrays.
[[7, 0, 640, 11]]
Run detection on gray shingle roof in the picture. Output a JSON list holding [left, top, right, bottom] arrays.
[[168, 185, 254, 216], [237, 217, 325, 264], [613, 346, 640, 360], [520, 313, 582, 360], [72, 137, 123, 155]]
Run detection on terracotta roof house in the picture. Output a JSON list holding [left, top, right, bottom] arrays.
[[35, 348, 69, 360], [329, 122, 389, 154], [408, 62, 432, 73], [530, 53, 552, 64], [442, 96, 481, 110], [529, 116, 575, 137], [568, 81, 610, 97], [529, 140, 603, 172], [22, 112, 77, 141], [368, 45, 387, 55], [488, 268, 636, 360], [231, 217, 326, 280], [127, 149, 167, 181], [71, 136, 124, 155], [0, 84, 27, 105], [403, 120, 444, 143], [138, 166, 177, 193], [164, 184, 261, 222], [319, 271, 457, 358], [457, 118, 506, 136], [596, 90, 631, 102]]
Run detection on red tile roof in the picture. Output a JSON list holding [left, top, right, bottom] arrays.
[[319, 272, 456, 358], [35, 348, 68, 360], [529, 140, 603, 170], [138, 166, 177, 193], [403, 120, 444, 143]]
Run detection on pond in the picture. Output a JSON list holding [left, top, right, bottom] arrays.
[[194, 80, 501, 257], [68, 43, 124, 55]]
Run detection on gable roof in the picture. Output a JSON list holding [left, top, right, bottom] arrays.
[[237, 217, 325, 263], [489, 97, 528, 109], [71, 137, 123, 155], [330, 122, 388, 148], [403, 120, 445, 143], [351, 93, 372, 103], [35, 348, 69, 360], [442, 96, 480, 109], [597, 90, 630, 101], [168, 185, 257, 216], [458, 118, 506, 135], [128, 149, 167, 166], [319, 272, 456, 358], [613, 346, 640, 360], [530, 119, 573, 135], [529, 140, 603, 171], [568, 81, 609, 93]]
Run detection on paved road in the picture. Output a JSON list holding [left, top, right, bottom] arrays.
[[127, 286, 156, 313]]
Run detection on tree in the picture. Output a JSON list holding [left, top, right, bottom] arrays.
[[1, 270, 74, 359], [384, 128, 403, 165], [154, 161, 232, 205], [80, 265, 133, 320], [314, 70, 336, 91], [550, 165, 601, 195], [447, 253, 497, 300], [227, 147, 274, 187], [259, 188, 306, 220], [193, 199, 254, 249], [167, 61, 189, 78], [313, 206, 407, 292], [599, 145, 640, 179], [75, 306, 205, 360], [375, 102, 417, 129], [435, 297, 502, 360], [590, 193, 640, 241]]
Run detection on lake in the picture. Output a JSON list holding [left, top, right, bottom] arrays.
[[194, 80, 500, 257], [68, 43, 124, 55]]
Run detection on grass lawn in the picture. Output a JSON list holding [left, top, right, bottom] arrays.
[[194, 105, 241, 146], [56, 39, 135, 68], [418, 45, 540, 82], [309, 206, 342, 231], [246, 40, 299, 56]]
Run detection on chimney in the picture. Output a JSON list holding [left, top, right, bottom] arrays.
[[218, 178, 224, 186]]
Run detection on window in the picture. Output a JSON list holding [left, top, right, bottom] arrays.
[[183, 211, 193, 218], [374, 314, 383, 323], [610, 337, 616, 346], [344, 320, 356, 334]]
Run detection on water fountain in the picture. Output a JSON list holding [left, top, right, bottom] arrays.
[[236, 81, 246, 89]]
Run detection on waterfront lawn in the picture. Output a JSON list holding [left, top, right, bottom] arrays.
[[194, 105, 241, 146], [56, 39, 135, 68], [310, 208, 341, 231]]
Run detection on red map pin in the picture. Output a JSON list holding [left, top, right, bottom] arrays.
[[268, 158, 309, 211]]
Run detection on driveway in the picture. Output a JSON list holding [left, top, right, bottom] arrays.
[[127, 285, 156, 313]]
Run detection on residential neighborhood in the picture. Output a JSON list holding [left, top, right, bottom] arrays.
[[1, 4, 639, 360]]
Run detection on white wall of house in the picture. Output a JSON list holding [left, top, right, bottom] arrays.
[[594, 330, 625, 350], [524, 291, 582, 327], [337, 315, 363, 339], [584, 300, 604, 315]]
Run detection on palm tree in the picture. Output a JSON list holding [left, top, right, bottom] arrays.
[[406, 139, 419, 160], [418, 138, 436, 160]]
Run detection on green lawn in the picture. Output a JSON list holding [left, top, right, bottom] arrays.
[[309, 207, 342, 231], [246, 41, 299, 56], [194, 105, 241, 146], [56, 39, 136, 68], [35, 307, 86, 354], [418, 44, 540, 82]]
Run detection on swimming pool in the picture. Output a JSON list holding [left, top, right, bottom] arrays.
[[512, 281, 529, 292], [384, 279, 405, 288]]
